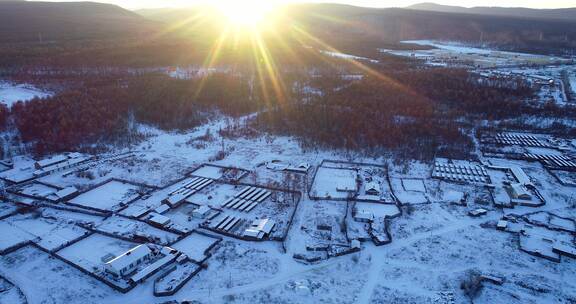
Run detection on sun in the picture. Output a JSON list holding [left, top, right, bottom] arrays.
[[212, 0, 279, 28]]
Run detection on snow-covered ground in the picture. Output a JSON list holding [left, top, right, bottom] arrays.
[[320, 51, 379, 64], [380, 40, 572, 69], [68, 180, 141, 211], [0, 111, 575, 304], [0, 82, 52, 107]]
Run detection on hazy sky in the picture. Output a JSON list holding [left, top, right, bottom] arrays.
[[40, 0, 576, 10]]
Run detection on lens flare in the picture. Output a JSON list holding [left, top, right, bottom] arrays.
[[212, 0, 279, 28]]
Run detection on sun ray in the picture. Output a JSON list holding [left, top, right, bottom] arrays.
[[194, 25, 233, 98]]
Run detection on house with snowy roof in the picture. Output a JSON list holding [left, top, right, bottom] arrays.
[[243, 218, 276, 240], [104, 244, 153, 277], [507, 183, 532, 200], [364, 181, 381, 196]]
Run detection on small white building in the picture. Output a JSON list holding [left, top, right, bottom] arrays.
[[35, 155, 68, 169], [266, 160, 289, 171], [149, 213, 172, 227], [497, 220, 508, 231], [468, 208, 488, 217], [154, 204, 170, 215], [287, 163, 311, 173], [507, 183, 532, 200], [509, 166, 532, 186], [105, 244, 153, 277], [243, 218, 276, 240], [354, 209, 374, 223], [51, 186, 78, 201], [364, 181, 381, 196], [192, 205, 211, 219]]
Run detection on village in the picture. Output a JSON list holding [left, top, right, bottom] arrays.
[[0, 118, 575, 303], [0, 28, 575, 304]]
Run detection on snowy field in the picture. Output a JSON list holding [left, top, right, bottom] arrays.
[[310, 166, 357, 199], [321, 50, 379, 63], [0, 112, 575, 303], [185, 182, 239, 208], [401, 178, 426, 192], [57, 233, 137, 273], [0, 82, 51, 107], [354, 202, 400, 218], [0, 202, 18, 219], [1, 246, 116, 304], [380, 40, 571, 68], [3, 213, 88, 252], [171, 232, 220, 262], [68, 180, 141, 211], [17, 182, 60, 198], [0, 221, 33, 253], [190, 164, 225, 179], [95, 216, 179, 245], [0, 276, 26, 304]]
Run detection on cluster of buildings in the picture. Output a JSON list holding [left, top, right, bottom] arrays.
[[496, 212, 576, 263], [0, 153, 91, 184], [103, 244, 183, 285], [435, 131, 576, 264], [432, 161, 490, 184]]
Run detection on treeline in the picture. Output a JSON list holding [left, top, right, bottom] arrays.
[[6, 66, 554, 159], [387, 69, 534, 119], [12, 86, 130, 154], [250, 68, 535, 160], [8, 72, 289, 154], [125, 74, 260, 130], [0, 104, 8, 130]]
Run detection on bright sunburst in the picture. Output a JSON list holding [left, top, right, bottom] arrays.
[[158, 0, 403, 107], [212, 0, 279, 28]]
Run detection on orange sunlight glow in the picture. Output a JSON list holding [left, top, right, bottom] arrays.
[[212, 0, 280, 28], [157, 0, 418, 106]]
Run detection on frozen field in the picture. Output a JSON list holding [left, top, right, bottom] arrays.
[[401, 178, 426, 192], [311, 166, 357, 199], [40, 208, 105, 226], [0, 277, 26, 304], [380, 40, 570, 68], [0, 82, 51, 107], [354, 202, 400, 218], [68, 180, 141, 211], [0, 111, 574, 304], [190, 164, 225, 179], [0, 221, 33, 253], [390, 177, 429, 205], [95, 216, 179, 245], [0, 202, 18, 218], [57, 233, 137, 272], [18, 182, 60, 198], [185, 182, 238, 208], [171, 232, 220, 262], [1, 246, 116, 304], [4, 214, 88, 252]]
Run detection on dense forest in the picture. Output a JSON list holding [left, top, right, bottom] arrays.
[[6, 59, 576, 159], [248, 68, 535, 160], [7, 71, 295, 154], [11, 84, 131, 154]]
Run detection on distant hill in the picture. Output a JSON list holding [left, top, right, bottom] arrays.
[[0, 1, 159, 43], [289, 4, 576, 55], [408, 3, 576, 21], [137, 4, 576, 56]]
